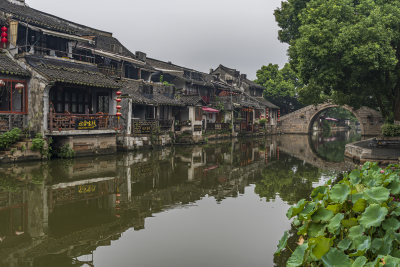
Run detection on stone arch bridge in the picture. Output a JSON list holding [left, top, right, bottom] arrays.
[[278, 103, 384, 136]]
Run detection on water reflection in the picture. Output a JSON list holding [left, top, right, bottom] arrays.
[[0, 133, 356, 267]]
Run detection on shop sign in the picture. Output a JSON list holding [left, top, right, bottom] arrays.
[[75, 119, 99, 130]]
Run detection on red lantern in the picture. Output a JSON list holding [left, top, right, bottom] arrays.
[[116, 91, 122, 96], [15, 83, 24, 93], [1, 37, 7, 43], [1, 32, 7, 38], [1, 26, 7, 45], [1, 26, 7, 32], [116, 112, 122, 117], [116, 98, 121, 103], [116, 105, 122, 110]]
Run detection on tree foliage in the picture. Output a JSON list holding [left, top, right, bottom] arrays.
[[275, 0, 400, 122], [255, 63, 304, 114]]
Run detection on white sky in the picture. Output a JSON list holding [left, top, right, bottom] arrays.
[[26, 0, 288, 79]]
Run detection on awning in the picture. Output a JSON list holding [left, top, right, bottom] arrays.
[[202, 107, 219, 113]]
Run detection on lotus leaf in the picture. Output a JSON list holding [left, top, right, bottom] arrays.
[[287, 243, 307, 267], [352, 198, 366, 213], [348, 226, 364, 241], [286, 199, 306, 219], [275, 230, 289, 255], [309, 236, 331, 260], [383, 255, 400, 267], [312, 208, 334, 223], [342, 218, 358, 228], [363, 187, 390, 203], [327, 213, 344, 234], [349, 170, 361, 184], [337, 238, 352, 251], [298, 202, 317, 220], [321, 248, 351, 267], [359, 204, 388, 229], [330, 184, 350, 203], [326, 204, 341, 214], [382, 217, 400, 232], [388, 180, 400, 195], [351, 235, 370, 252], [311, 186, 328, 200], [351, 256, 367, 267], [307, 222, 327, 237]]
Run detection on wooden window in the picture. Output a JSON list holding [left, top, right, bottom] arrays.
[[195, 107, 202, 121], [145, 106, 155, 119], [0, 79, 27, 114], [50, 88, 91, 114], [97, 93, 109, 113]]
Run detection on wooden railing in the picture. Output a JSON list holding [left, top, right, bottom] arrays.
[[49, 113, 118, 132], [206, 123, 230, 132], [132, 119, 174, 135]]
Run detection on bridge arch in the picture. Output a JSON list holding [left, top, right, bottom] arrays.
[[279, 103, 383, 136], [307, 104, 364, 135]]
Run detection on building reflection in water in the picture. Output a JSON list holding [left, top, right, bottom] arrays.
[[0, 134, 355, 267]]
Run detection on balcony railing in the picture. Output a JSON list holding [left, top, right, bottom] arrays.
[[30, 46, 95, 64], [132, 119, 173, 135], [49, 113, 118, 132]]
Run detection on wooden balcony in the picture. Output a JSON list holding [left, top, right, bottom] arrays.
[[49, 113, 119, 132]]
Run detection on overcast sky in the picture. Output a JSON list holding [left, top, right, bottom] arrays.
[[27, 0, 288, 79]]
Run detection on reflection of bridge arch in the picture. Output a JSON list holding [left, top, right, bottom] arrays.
[[279, 103, 383, 136], [307, 104, 364, 135], [277, 134, 355, 172]]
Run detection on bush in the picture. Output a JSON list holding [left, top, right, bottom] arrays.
[[31, 133, 45, 152], [259, 118, 267, 125], [0, 128, 22, 150], [57, 144, 75, 159], [382, 124, 400, 137], [276, 162, 400, 266]]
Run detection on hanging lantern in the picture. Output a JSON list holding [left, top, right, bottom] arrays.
[[15, 83, 24, 93], [116, 91, 122, 96], [277, 109, 281, 122], [1, 37, 7, 44], [1, 32, 7, 38], [116, 98, 121, 103], [116, 112, 122, 117], [0, 80, 5, 86], [116, 105, 122, 110], [1, 26, 7, 45], [1, 26, 7, 32]]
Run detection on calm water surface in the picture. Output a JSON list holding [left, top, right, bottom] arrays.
[[0, 131, 360, 267]]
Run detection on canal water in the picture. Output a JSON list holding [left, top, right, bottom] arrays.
[[0, 131, 360, 267]]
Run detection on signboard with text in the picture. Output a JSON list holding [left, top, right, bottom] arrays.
[[75, 119, 99, 130], [194, 125, 202, 132]]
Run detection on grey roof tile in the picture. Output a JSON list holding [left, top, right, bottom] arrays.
[[0, 52, 29, 77]]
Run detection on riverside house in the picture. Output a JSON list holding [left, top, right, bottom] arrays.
[[0, 0, 280, 156]]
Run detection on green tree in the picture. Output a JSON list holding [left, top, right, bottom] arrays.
[[275, 0, 400, 122], [255, 63, 304, 114]]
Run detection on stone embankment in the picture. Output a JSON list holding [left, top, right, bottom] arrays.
[[345, 137, 400, 165]]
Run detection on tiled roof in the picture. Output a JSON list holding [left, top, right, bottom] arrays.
[[0, 52, 30, 77], [0, 0, 108, 36], [25, 55, 119, 88], [179, 95, 205, 106], [253, 97, 279, 109]]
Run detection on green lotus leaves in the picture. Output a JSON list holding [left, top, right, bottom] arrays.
[[351, 235, 371, 252], [337, 238, 352, 251], [275, 230, 289, 255], [342, 218, 358, 228], [321, 248, 351, 267], [311, 208, 334, 223], [276, 163, 400, 266], [286, 199, 306, 219], [309, 236, 331, 260], [330, 184, 350, 203], [287, 243, 307, 267], [359, 204, 388, 229], [352, 198, 366, 213], [351, 256, 367, 267], [363, 187, 390, 204], [349, 169, 361, 184], [348, 225, 364, 241], [388, 180, 400, 195], [327, 213, 344, 234], [382, 217, 400, 232], [384, 255, 400, 267], [307, 222, 327, 237], [326, 204, 341, 214]]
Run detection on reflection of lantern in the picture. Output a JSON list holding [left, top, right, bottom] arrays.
[[15, 83, 24, 93], [0, 80, 4, 86]]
